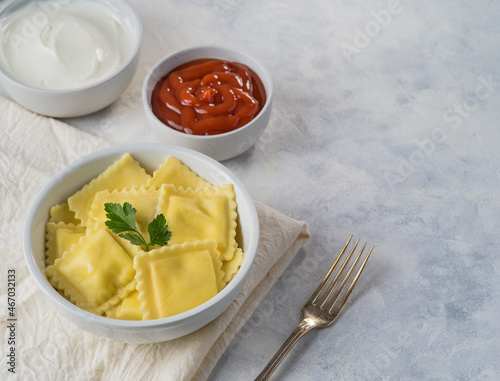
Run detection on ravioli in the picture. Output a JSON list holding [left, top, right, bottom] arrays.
[[134, 240, 223, 319], [105, 290, 143, 321], [48, 202, 80, 225], [159, 184, 238, 261], [89, 186, 160, 234], [221, 248, 244, 284], [68, 154, 150, 226], [46, 226, 137, 315], [45, 153, 246, 320], [146, 155, 211, 190], [45, 222, 86, 266]]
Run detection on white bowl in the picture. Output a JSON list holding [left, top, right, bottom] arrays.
[[143, 45, 273, 161], [23, 143, 259, 343], [0, 0, 142, 118]]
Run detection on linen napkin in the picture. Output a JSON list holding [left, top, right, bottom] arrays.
[[0, 96, 310, 381]]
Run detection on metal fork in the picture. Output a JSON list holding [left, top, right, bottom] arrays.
[[255, 236, 374, 381]]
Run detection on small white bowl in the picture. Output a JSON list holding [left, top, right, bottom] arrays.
[[143, 45, 273, 161], [23, 143, 259, 343], [0, 0, 142, 118]]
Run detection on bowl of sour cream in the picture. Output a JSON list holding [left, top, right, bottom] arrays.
[[0, 0, 142, 117]]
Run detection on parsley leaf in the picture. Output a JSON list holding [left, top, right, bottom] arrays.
[[104, 202, 171, 251], [147, 214, 172, 248]]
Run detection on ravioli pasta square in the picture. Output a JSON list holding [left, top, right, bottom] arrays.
[[159, 184, 238, 261], [46, 226, 136, 314], [146, 156, 212, 190], [135, 240, 223, 319], [68, 154, 150, 226], [45, 222, 86, 266], [105, 290, 143, 321], [221, 248, 244, 284], [89, 186, 160, 234], [48, 203, 80, 225], [108, 231, 145, 259]]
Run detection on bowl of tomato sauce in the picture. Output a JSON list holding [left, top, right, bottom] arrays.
[[142, 46, 273, 161]]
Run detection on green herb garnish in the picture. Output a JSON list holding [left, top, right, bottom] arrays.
[[104, 202, 171, 251]]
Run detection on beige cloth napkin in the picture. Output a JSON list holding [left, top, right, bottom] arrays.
[[0, 96, 310, 381]]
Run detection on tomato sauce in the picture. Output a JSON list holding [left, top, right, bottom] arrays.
[[151, 59, 266, 135]]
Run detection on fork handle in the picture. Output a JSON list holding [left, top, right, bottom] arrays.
[[255, 319, 315, 381]]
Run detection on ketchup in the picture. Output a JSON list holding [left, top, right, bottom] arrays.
[[151, 59, 266, 135]]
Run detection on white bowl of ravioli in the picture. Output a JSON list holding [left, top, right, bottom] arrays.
[[0, 0, 142, 117], [23, 143, 259, 343]]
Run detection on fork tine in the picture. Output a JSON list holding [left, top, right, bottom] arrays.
[[321, 239, 366, 308], [329, 243, 374, 314], [310, 235, 353, 305], [319, 238, 361, 309]]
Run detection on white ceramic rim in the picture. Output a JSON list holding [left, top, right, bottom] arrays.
[[22, 143, 259, 330], [0, 0, 143, 93], [142, 45, 273, 141]]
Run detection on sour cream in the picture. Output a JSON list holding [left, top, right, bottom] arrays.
[[0, 1, 133, 90]]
